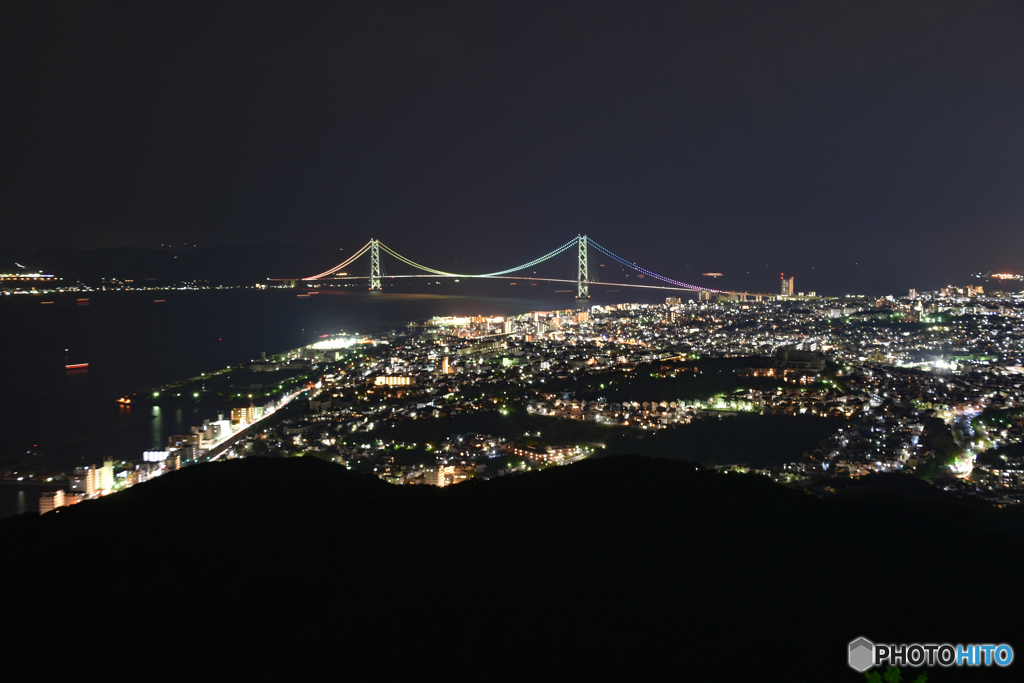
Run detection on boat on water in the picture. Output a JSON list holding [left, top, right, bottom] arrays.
[[64, 347, 88, 370]]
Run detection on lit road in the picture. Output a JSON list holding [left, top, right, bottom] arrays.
[[200, 385, 310, 462], [560, 451, 593, 466]]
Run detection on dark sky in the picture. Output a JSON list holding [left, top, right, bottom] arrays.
[[3, 1, 1023, 294]]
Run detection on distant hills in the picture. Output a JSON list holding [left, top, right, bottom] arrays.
[[0, 243, 345, 286], [2, 455, 1021, 679]]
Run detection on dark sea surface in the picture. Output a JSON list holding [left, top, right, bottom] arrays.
[[0, 282, 670, 518]]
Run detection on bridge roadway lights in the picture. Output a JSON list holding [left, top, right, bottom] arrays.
[[298, 234, 760, 297]]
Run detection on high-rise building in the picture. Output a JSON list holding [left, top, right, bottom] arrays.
[[39, 490, 65, 514], [85, 465, 98, 496], [781, 274, 794, 296], [99, 461, 114, 492], [502, 319, 513, 335]]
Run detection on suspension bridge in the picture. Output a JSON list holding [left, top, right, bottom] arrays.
[[275, 235, 769, 301]]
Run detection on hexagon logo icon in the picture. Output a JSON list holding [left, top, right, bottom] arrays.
[[849, 637, 875, 672]]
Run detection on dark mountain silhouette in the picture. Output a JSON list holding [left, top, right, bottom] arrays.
[[2, 455, 1020, 680]]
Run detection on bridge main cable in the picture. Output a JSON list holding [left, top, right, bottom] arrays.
[[376, 237, 579, 278], [587, 239, 721, 293], [304, 236, 722, 294], [303, 241, 374, 280]]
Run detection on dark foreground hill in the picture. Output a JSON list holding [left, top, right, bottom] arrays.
[[2, 456, 1021, 680]]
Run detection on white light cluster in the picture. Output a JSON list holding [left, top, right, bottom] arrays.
[[310, 336, 358, 350]]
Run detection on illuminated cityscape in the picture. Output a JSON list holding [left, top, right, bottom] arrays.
[[13, 279, 1024, 512], [4, 3, 1024, 677]]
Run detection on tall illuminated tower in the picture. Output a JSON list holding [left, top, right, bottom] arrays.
[[577, 234, 589, 300], [780, 274, 794, 296], [369, 240, 381, 291]]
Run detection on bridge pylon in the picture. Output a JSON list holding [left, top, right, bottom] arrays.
[[369, 239, 381, 291], [576, 234, 589, 300]]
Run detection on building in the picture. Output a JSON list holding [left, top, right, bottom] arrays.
[[168, 434, 201, 462], [780, 274, 794, 296], [39, 490, 65, 514], [98, 461, 114, 492], [232, 405, 257, 424], [372, 375, 414, 387], [84, 465, 98, 496], [775, 345, 826, 372], [423, 465, 454, 487], [68, 469, 89, 493]]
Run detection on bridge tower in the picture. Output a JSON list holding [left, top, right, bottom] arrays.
[[576, 234, 589, 300], [369, 239, 382, 291]]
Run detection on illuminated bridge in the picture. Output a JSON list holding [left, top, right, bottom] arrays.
[[279, 235, 769, 301]]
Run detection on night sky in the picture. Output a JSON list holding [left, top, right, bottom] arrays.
[[3, 1, 1023, 295]]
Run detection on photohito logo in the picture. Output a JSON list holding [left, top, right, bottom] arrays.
[[849, 637, 1014, 671], [849, 637, 875, 672]]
